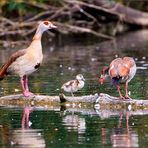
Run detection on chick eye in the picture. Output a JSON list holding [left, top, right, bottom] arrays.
[[43, 21, 49, 25]]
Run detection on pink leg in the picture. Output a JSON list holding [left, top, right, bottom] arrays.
[[125, 81, 130, 99], [20, 75, 33, 97], [126, 112, 130, 135], [21, 109, 25, 129], [24, 75, 29, 92], [20, 77, 25, 93], [126, 112, 129, 129], [25, 107, 30, 127], [116, 84, 124, 99], [118, 112, 122, 128], [21, 107, 32, 128]]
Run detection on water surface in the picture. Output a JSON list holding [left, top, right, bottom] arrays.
[[0, 30, 148, 147]]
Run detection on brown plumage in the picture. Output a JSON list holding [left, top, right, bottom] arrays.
[[99, 57, 136, 99], [0, 50, 26, 80]]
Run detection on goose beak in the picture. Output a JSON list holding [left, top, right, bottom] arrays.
[[50, 24, 57, 29], [99, 77, 105, 85]]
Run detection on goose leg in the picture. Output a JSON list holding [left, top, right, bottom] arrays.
[[70, 88, 74, 97], [118, 112, 123, 128], [20, 75, 32, 97], [22, 107, 32, 128], [20, 76, 26, 96], [24, 75, 33, 96], [125, 81, 130, 99], [24, 75, 29, 92], [116, 84, 124, 99], [71, 91, 74, 97]]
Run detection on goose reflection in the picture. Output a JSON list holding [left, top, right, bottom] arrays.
[[62, 114, 86, 133], [62, 113, 86, 143], [21, 107, 32, 129], [111, 112, 138, 148], [12, 107, 45, 148]]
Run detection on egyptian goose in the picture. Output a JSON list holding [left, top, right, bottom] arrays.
[[61, 74, 85, 96], [0, 21, 57, 97], [99, 57, 136, 99]]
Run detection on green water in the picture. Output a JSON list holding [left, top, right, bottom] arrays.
[[0, 30, 148, 147]]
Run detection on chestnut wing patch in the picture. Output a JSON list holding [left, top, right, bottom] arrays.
[[119, 66, 130, 77], [109, 68, 117, 78], [65, 80, 75, 88], [0, 49, 26, 80]]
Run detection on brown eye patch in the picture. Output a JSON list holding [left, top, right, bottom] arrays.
[[43, 21, 49, 25]]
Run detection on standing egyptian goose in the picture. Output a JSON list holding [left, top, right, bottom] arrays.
[[99, 57, 136, 99], [61, 74, 85, 96], [0, 21, 57, 97]]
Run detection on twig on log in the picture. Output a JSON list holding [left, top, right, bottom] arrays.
[[48, 5, 70, 20], [64, 0, 118, 16], [79, 8, 101, 26], [26, 11, 54, 22], [23, 1, 53, 10], [0, 16, 16, 26]]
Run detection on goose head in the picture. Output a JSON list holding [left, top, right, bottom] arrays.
[[38, 20, 57, 32]]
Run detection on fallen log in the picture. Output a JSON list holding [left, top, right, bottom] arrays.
[[94, 0, 148, 26], [65, 0, 148, 26], [0, 93, 148, 110], [0, 93, 98, 108], [95, 93, 148, 110]]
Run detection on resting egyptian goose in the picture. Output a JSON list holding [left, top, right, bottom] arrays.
[[61, 74, 85, 96], [99, 57, 136, 99], [0, 21, 57, 97]]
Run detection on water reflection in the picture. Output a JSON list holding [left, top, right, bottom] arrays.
[[62, 113, 86, 144], [1, 105, 148, 148], [111, 112, 138, 148], [12, 107, 45, 148], [0, 123, 10, 147], [0, 29, 148, 148], [63, 114, 86, 133]]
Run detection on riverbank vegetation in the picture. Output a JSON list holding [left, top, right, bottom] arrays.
[[0, 0, 148, 46]]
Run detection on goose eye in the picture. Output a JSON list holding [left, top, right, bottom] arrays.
[[43, 21, 49, 25]]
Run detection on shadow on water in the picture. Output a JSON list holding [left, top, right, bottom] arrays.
[[0, 29, 148, 147]]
